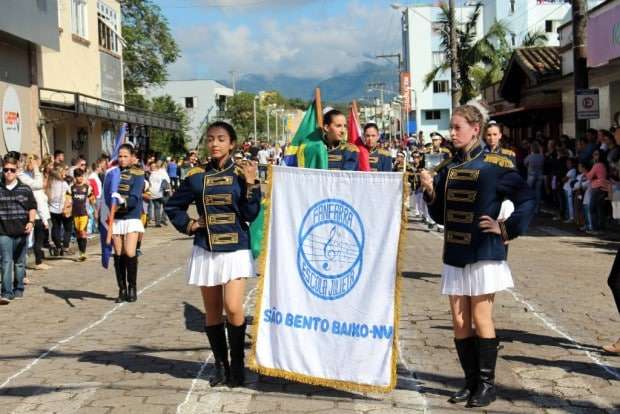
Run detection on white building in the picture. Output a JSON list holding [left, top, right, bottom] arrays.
[[399, 4, 482, 141], [482, 0, 574, 48], [145, 80, 234, 149]]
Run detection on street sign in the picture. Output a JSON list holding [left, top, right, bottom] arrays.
[[576, 89, 600, 120]]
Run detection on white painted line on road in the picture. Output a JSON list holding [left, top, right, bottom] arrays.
[[507, 289, 620, 381], [176, 287, 257, 414], [396, 340, 430, 412], [0, 266, 183, 390]]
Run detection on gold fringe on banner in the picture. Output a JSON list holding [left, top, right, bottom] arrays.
[[248, 166, 405, 394]]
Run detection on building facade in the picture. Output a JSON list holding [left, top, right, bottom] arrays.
[[37, 0, 178, 162], [145, 80, 234, 149], [557, 0, 620, 137], [0, 0, 60, 156], [399, 4, 482, 141]]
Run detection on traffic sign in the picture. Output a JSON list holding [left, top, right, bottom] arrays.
[[576, 89, 599, 120]]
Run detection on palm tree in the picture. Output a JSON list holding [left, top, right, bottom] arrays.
[[521, 30, 549, 47], [424, 2, 512, 104]]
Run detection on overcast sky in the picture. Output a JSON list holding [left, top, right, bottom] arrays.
[[153, 0, 405, 81]]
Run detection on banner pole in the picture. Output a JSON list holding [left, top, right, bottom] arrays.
[[315, 88, 323, 127]]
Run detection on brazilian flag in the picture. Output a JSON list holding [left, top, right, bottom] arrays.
[[249, 100, 326, 258]]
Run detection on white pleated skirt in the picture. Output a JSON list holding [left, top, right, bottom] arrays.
[[187, 246, 256, 287], [112, 218, 145, 235], [441, 260, 514, 296]]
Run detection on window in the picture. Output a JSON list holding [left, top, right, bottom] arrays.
[[72, 0, 88, 39], [511, 34, 516, 46], [432, 51, 446, 66], [98, 1, 120, 53], [433, 80, 449, 93], [510, 0, 515, 13], [545, 20, 553, 33], [185, 97, 195, 109], [425, 110, 441, 120]]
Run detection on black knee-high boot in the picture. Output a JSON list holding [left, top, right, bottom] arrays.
[[449, 337, 478, 403], [467, 337, 499, 408], [204, 323, 230, 386], [227, 321, 247, 387], [113, 254, 127, 303], [126, 255, 138, 302]]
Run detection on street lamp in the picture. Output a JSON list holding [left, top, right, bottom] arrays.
[[253, 95, 259, 142], [266, 104, 276, 143], [390, 3, 450, 37]]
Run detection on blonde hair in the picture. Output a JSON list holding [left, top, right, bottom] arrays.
[[452, 104, 487, 139]]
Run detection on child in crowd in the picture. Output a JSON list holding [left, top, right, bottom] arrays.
[[573, 162, 593, 232], [562, 158, 577, 223], [70, 169, 94, 261]]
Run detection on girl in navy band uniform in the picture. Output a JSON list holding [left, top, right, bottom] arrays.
[[420, 105, 535, 408], [165, 122, 261, 388], [109, 144, 146, 303]]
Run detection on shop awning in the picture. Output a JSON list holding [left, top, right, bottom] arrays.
[[39, 88, 180, 130]]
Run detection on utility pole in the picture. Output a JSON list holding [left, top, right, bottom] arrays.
[[449, 0, 459, 109], [229, 70, 237, 94], [572, 0, 588, 139], [266, 107, 270, 143], [253, 95, 258, 141]]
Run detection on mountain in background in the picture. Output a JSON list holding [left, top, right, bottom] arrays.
[[219, 62, 399, 104]]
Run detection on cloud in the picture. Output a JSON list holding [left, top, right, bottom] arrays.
[[166, 1, 401, 81]]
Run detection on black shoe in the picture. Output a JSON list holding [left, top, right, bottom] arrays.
[[126, 256, 138, 302], [205, 323, 230, 386], [448, 337, 478, 404], [227, 321, 247, 387], [115, 288, 127, 303], [467, 337, 499, 408]]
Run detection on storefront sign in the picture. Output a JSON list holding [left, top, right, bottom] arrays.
[[2, 86, 22, 151], [400, 72, 411, 113], [576, 89, 599, 120]]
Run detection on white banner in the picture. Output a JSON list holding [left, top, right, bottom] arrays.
[[250, 166, 405, 392]]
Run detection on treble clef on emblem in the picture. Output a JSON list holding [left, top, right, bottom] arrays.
[[322, 225, 340, 270]]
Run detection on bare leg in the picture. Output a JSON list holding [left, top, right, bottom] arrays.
[[449, 295, 474, 339], [471, 294, 496, 338], [223, 278, 247, 326], [201, 285, 224, 326]]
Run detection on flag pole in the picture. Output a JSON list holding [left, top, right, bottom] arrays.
[[315, 88, 323, 127]]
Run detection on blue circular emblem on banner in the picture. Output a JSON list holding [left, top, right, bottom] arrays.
[[297, 199, 365, 300]]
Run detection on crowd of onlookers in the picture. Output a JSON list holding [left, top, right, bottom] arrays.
[[0, 148, 203, 304], [516, 128, 620, 234]]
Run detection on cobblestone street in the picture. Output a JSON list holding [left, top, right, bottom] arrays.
[[1, 219, 619, 414]]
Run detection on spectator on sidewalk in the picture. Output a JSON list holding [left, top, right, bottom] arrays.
[[561, 158, 577, 223], [573, 162, 593, 232], [71, 169, 94, 261], [0, 155, 37, 304], [18, 155, 52, 271], [47, 165, 72, 256], [148, 161, 170, 227], [586, 149, 609, 234], [524, 141, 545, 214], [167, 157, 179, 190]]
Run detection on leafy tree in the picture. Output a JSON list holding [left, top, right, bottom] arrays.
[[424, 2, 511, 104], [521, 31, 549, 47], [121, 0, 180, 97], [149, 95, 189, 156], [225, 92, 267, 141]]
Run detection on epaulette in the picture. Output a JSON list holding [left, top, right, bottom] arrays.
[[130, 167, 144, 176], [440, 147, 451, 154], [342, 142, 360, 153], [234, 165, 245, 178], [484, 153, 514, 169], [500, 148, 515, 157], [186, 166, 205, 177], [433, 157, 453, 172], [378, 148, 391, 157]]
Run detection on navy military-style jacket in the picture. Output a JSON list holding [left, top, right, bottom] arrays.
[[114, 166, 146, 221], [368, 148, 393, 172], [486, 145, 517, 165], [426, 143, 535, 268], [327, 141, 359, 171], [164, 158, 261, 252]]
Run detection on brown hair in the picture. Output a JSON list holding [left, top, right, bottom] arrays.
[[452, 105, 486, 138]]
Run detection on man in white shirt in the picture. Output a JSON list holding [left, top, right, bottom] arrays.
[[148, 161, 170, 227]]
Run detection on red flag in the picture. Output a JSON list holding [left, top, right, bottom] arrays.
[[348, 104, 370, 171]]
